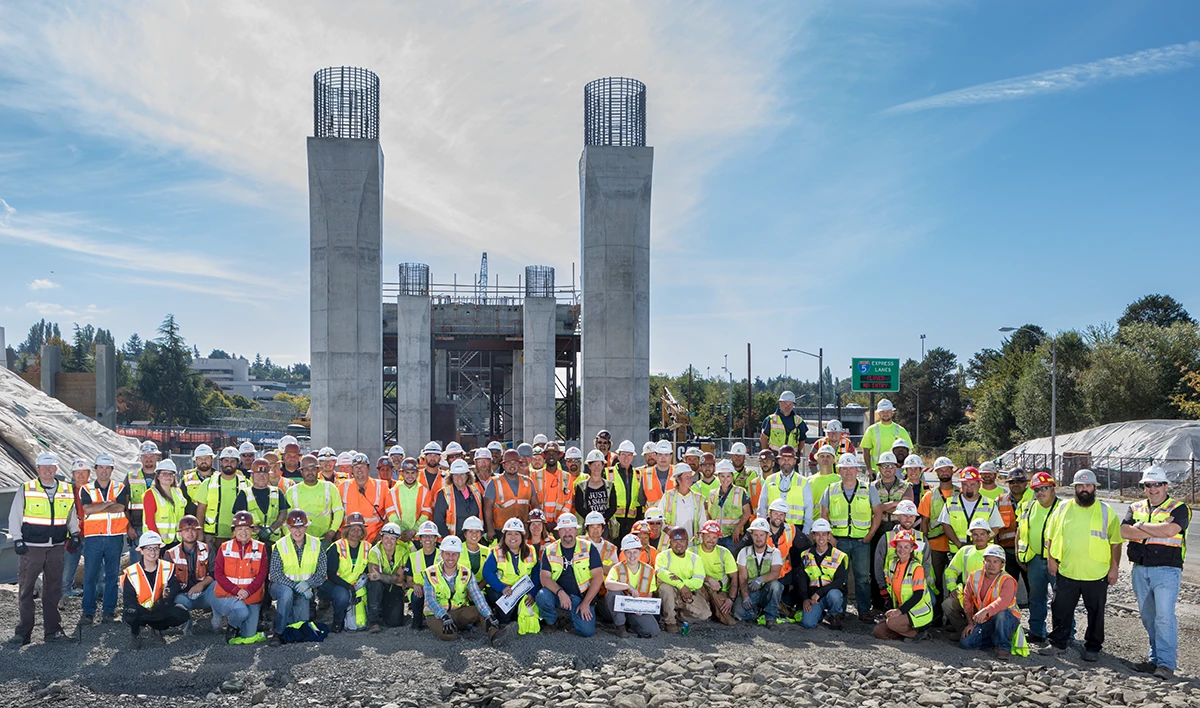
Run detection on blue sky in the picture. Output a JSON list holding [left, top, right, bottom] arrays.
[[1, 1, 1197, 385]]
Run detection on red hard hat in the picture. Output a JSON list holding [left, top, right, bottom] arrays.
[[286, 510, 309, 527], [232, 511, 255, 529], [345, 512, 367, 528], [178, 515, 200, 531]]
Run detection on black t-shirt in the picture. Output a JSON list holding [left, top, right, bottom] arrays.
[[539, 542, 602, 598], [1123, 500, 1190, 568]]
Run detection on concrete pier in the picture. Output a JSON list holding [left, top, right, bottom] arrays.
[[522, 269, 557, 443], [95, 344, 116, 430]]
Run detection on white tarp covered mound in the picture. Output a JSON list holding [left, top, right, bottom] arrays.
[[1001, 419, 1200, 483], [0, 366, 141, 488]]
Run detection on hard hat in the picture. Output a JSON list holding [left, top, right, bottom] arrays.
[[585, 449, 606, 464], [837, 453, 862, 468], [502, 449, 520, 462], [155, 459, 178, 474], [968, 517, 992, 534], [876, 399, 895, 412], [728, 442, 748, 456], [890, 529, 916, 548], [380, 523, 403, 537], [531, 447, 546, 459], [139, 440, 160, 455], [595, 430, 612, 441], [543, 441, 560, 452], [878, 452, 898, 466], [616, 440, 636, 454], [474, 448, 492, 461], [565, 446, 584, 460], [445, 441, 465, 455], [701, 451, 716, 464], [238, 442, 256, 455], [138, 531, 164, 549], [667, 526, 689, 543], [958, 467, 981, 483], [178, 515, 200, 530], [528, 509, 547, 523], [231, 511, 255, 529], [345, 512, 367, 528], [555, 513, 580, 530], [35, 452, 59, 467], [903, 454, 925, 469], [377, 456, 392, 467], [401, 456, 419, 470], [655, 440, 674, 455], [439, 536, 463, 553], [72, 458, 92, 472], [767, 499, 789, 514], [700, 520, 722, 536], [449, 460, 471, 476], [810, 519, 832, 534], [1140, 465, 1169, 485], [891, 437, 910, 450], [193, 444, 214, 458], [747, 518, 771, 533], [94, 452, 115, 467], [584, 511, 606, 527], [532, 434, 549, 446], [631, 520, 650, 534], [337, 452, 354, 466], [778, 445, 797, 457], [416, 521, 440, 537], [816, 445, 837, 458], [824, 419, 844, 433], [516, 443, 534, 458], [642, 441, 657, 454], [219, 447, 239, 460], [487, 441, 504, 452], [388, 444, 406, 457], [621, 534, 643, 551], [778, 391, 797, 403], [351, 452, 370, 465], [301, 453, 319, 467], [1006, 467, 1029, 483], [461, 516, 485, 532], [317, 447, 337, 460], [672, 462, 694, 478], [278, 435, 300, 451], [895, 500, 919, 516], [759, 448, 776, 458], [978, 461, 998, 474], [933, 456, 954, 470], [1030, 471, 1055, 489], [422, 441, 443, 455], [1073, 469, 1098, 486], [286, 510, 310, 527], [982, 544, 1006, 560], [502, 518, 526, 534], [644, 507, 665, 522], [715, 459, 735, 475], [684, 447, 701, 459]]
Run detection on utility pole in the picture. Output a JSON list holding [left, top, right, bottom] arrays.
[[916, 334, 926, 449], [746, 343, 752, 439], [721, 354, 733, 439]]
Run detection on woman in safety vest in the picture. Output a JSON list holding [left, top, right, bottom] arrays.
[[482, 517, 540, 632], [142, 460, 189, 548], [604, 534, 660, 638], [873, 529, 933, 643]]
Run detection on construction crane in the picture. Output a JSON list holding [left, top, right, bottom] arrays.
[[660, 387, 691, 444], [477, 252, 488, 302]]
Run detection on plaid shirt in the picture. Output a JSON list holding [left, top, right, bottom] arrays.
[[423, 565, 492, 620]]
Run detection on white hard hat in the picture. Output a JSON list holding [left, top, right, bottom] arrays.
[[824, 420, 843, 432], [351, 452, 370, 465], [978, 461, 998, 474], [585, 449, 606, 464], [449, 460, 471, 476], [810, 519, 832, 534], [487, 441, 504, 452], [380, 523, 403, 537], [778, 391, 797, 403], [155, 459, 178, 474], [837, 453, 862, 468], [461, 516, 485, 532], [728, 442, 748, 456], [565, 446, 583, 460], [895, 500, 919, 516], [644, 507, 665, 522], [616, 440, 636, 454], [748, 518, 771, 533], [933, 456, 954, 470], [968, 517, 993, 534], [388, 444, 406, 457], [715, 459, 735, 475], [684, 447, 701, 459], [642, 441, 657, 454], [655, 440, 674, 455], [502, 518, 526, 534], [72, 458, 92, 472], [439, 536, 463, 553], [1140, 465, 1169, 485], [93, 452, 115, 467], [982, 544, 1006, 560], [620, 534, 643, 551], [877, 452, 898, 466], [556, 513, 580, 530], [138, 531, 164, 549], [584, 511, 606, 526], [278, 435, 300, 451], [422, 441, 443, 455], [317, 446, 337, 460], [417, 521, 440, 537], [903, 454, 925, 469], [36, 452, 59, 467], [139, 440, 160, 455], [1073, 469, 1099, 486], [219, 447, 239, 460], [767, 499, 789, 514], [876, 399, 895, 412], [891, 437, 911, 450], [444, 441, 465, 455], [672, 462, 694, 478], [337, 452, 354, 465], [816, 445, 837, 458], [474, 448, 492, 461], [238, 442, 256, 455], [193, 444, 214, 458], [532, 434, 549, 446]]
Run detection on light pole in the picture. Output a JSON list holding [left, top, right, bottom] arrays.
[[915, 334, 926, 449], [720, 355, 733, 439], [1000, 326, 1057, 475], [783, 353, 788, 379], [783, 347, 823, 433]]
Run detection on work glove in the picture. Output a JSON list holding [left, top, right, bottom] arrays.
[[256, 528, 272, 542], [354, 576, 367, 591], [66, 534, 82, 554], [295, 581, 310, 598], [441, 616, 456, 634], [742, 596, 753, 612], [748, 578, 763, 592], [485, 616, 500, 631], [13, 540, 27, 556]]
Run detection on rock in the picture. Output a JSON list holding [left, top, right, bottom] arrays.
[[648, 695, 674, 708], [918, 693, 952, 706], [440, 686, 457, 701], [659, 662, 686, 676], [221, 680, 245, 694], [502, 701, 532, 708], [613, 696, 647, 708], [252, 688, 268, 705], [1124, 692, 1149, 704], [732, 684, 760, 697]]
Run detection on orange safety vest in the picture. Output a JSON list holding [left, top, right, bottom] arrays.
[[965, 569, 1020, 620], [124, 559, 173, 609], [639, 466, 676, 506], [339, 478, 395, 541], [82, 482, 129, 537], [768, 524, 796, 576], [216, 538, 266, 604], [612, 561, 654, 596], [531, 467, 571, 521], [165, 543, 209, 587], [491, 474, 535, 528], [427, 485, 483, 535], [996, 492, 1019, 548]]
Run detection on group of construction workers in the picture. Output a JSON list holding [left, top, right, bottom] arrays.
[[7, 393, 1187, 677]]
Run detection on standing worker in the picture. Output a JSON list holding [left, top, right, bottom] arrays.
[[639, 441, 676, 507], [339, 452, 398, 542], [860, 399, 911, 480], [1016, 471, 1059, 644], [285, 454, 345, 546], [196, 447, 246, 548], [661, 464, 707, 542], [181, 444, 216, 516], [760, 391, 808, 455], [78, 452, 127, 625], [233, 458, 288, 542], [607, 440, 643, 538], [483, 449, 538, 541], [126, 441, 162, 565], [820, 453, 883, 622], [808, 420, 855, 467], [757, 445, 813, 536], [706, 460, 752, 552]]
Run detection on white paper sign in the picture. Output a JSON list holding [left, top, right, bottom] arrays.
[[613, 595, 661, 615], [496, 575, 534, 614]]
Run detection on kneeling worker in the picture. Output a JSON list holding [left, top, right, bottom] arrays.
[[655, 526, 710, 632], [423, 534, 505, 644], [366, 523, 409, 631], [799, 518, 848, 629], [873, 530, 933, 642], [959, 544, 1029, 658], [605, 534, 660, 638], [268, 510, 327, 646], [735, 518, 785, 628], [212, 511, 268, 644], [123, 531, 189, 649]]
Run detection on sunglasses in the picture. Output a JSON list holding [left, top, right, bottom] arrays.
[[1143, 482, 1168, 489], [300, 464, 319, 471]]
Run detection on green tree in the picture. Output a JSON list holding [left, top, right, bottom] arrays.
[[122, 333, 144, 359], [63, 324, 97, 373], [1013, 332, 1088, 440], [892, 347, 966, 448], [208, 349, 231, 359], [136, 314, 209, 426], [1118, 294, 1193, 330]]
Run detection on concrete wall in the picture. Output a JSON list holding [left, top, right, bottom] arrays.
[[0, 327, 6, 370], [522, 296, 557, 442], [95, 344, 117, 430], [308, 137, 384, 454], [395, 294, 431, 454], [579, 146, 653, 449], [40, 344, 61, 397], [511, 356, 524, 444]]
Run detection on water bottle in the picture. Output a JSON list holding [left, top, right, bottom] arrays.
[[681, 622, 690, 637]]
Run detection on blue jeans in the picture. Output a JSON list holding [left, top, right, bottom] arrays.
[[734, 580, 783, 622], [717, 536, 736, 553], [318, 581, 352, 623], [961, 608, 1019, 651], [1025, 555, 1056, 637], [62, 546, 82, 594], [838, 537, 872, 615], [799, 589, 844, 628], [535, 588, 596, 637], [1131, 564, 1181, 671], [175, 583, 216, 625], [270, 583, 311, 635], [82, 535, 124, 616], [210, 594, 263, 639]]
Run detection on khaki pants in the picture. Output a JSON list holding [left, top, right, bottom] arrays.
[[659, 584, 711, 628], [699, 585, 737, 625], [873, 611, 917, 640], [17, 544, 65, 640], [426, 606, 483, 640], [942, 595, 967, 633]]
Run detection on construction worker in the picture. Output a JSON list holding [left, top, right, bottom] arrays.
[[594, 430, 616, 467], [181, 443, 215, 516], [890, 438, 912, 478], [472, 448, 496, 497], [487, 441, 504, 467], [167, 515, 214, 629], [707, 460, 752, 552], [943, 517, 995, 633], [874, 500, 932, 605], [515, 442, 534, 470], [278, 436, 303, 480], [418, 441, 445, 496], [727, 442, 762, 509], [428, 459, 483, 538], [661, 463, 708, 542], [233, 458, 288, 543], [126, 440, 162, 565], [444, 441, 467, 467], [821, 453, 882, 622], [860, 399, 911, 479], [377, 456, 395, 491], [320, 512, 371, 632], [386, 444, 406, 474], [461, 516, 489, 585], [640, 441, 657, 472], [196, 447, 246, 547], [655, 526, 710, 632], [423, 535, 505, 644], [938, 467, 1003, 553], [268, 510, 326, 646], [807, 444, 841, 511], [763, 499, 802, 608], [235, 441, 256, 474], [735, 517, 784, 628], [9, 452, 78, 646], [872, 450, 909, 613], [575, 450, 616, 527], [799, 518, 848, 629], [757, 445, 813, 540], [873, 529, 933, 642], [1122, 465, 1190, 679], [483, 449, 538, 540], [211, 511, 268, 644], [1016, 470, 1059, 643], [761, 390, 808, 456], [537, 513, 603, 636], [365, 523, 409, 631], [78, 452, 127, 625], [122, 531, 189, 649], [995, 468, 1029, 598], [62, 459, 92, 599], [630, 520, 658, 566], [142, 460, 188, 548], [584, 511, 619, 567], [978, 462, 1003, 501], [809, 419, 855, 467], [681, 447, 701, 476], [605, 534, 660, 638], [526, 509, 552, 560], [607, 440, 642, 538], [339, 452, 398, 542], [644, 506, 668, 552], [391, 456, 429, 541], [483, 518, 540, 631], [919, 456, 957, 622], [285, 453, 344, 545], [530, 447, 571, 522], [695, 520, 739, 625], [542, 440, 563, 476], [900, 454, 927, 506], [316, 447, 338, 482], [960, 545, 1028, 658], [639, 440, 676, 507], [334, 451, 355, 483], [404, 521, 441, 630], [694, 452, 718, 500]]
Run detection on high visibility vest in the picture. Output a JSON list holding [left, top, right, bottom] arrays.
[[334, 539, 371, 626], [1129, 497, 1189, 561], [964, 569, 1029, 656], [826, 481, 873, 539], [339, 478, 393, 540], [490, 545, 537, 588], [430, 485, 483, 536], [490, 474, 534, 529], [274, 534, 321, 583], [201, 473, 245, 536], [243, 485, 283, 541], [531, 468, 571, 521], [945, 544, 987, 599], [424, 563, 473, 616], [695, 476, 720, 501], [150, 486, 189, 544], [996, 492, 1020, 547], [285, 480, 340, 538], [707, 485, 748, 537], [807, 473, 840, 513], [639, 466, 675, 505], [165, 542, 209, 587], [612, 561, 654, 596], [883, 527, 929, 572], [768, 524, 796, 576], [391, 482, 427, 532], [407, 547, 440, 601], [766, 412, 804, 450], [465, 545, 489, 584], [606, 465, 642, 519], [588, 537, 618, 569], [181, 469, 213, 506], [731, 467, 764, 508], [874, 478, 909, 524], [742, 547, 780, 582], [865, 422, 909, 457], [802, 546, 848, 588], [368, 542, 409, 577], [81, 482, 128, 537], [1046, 500, 1114, 570], [127, 470, 152, 512], [925, 488, 954, 539], [123, 559, 173, 609], [763, 473, 809, 528], [544, 539, 594, 594], [661, 489, 705, 540], [215, 538, 266, 604], [885, 558, 933, 628], [20, 479, 75, 545], [943, 494, 998, 551], [1016, 497, 1057, 563]]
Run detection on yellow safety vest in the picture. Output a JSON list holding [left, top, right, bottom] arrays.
[[1046, 500, 1113, 570], [285, 480, 340, 538], [802, 546, 848, 588], [274, 534, 321, 583], [544, 539, 594, 593], [763, 472, 809, 527], [1016, 497, 1058, 564], [661, 489, 705, 540], [607, 465, 642, 519], [368, 542, 408, 576], [707, 485, 748, 537], [1129, 497, 1189, 561], [490, 545, 537, 588], [335, 539, 371, 626], [945, 544, 987, 599], [20, 479, 75, 545], [943, 494, 998, 551], [243, 485, 283, 540], [201, 472, 245, 536], [766, 413, 804, 450], [827, 481, 873, 539], [424, 564, 472, 615], [886, 558, 933, 628], [149, 486, 189, 545]]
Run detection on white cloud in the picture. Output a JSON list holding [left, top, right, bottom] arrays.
[[0, 197, 14, 225], [28, 278, 58, 290], [887, 41, 1200, 114], [26, 301, 77, 318]]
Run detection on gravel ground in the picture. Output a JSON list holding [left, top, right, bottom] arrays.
[[2, 560, 1198, 708]]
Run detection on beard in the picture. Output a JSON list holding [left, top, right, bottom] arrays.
[[1075, 489, 1095, 507]]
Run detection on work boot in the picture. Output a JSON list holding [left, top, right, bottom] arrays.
[[267, 634, 282, 647], [1133, 661, 1157, 674], [858, 610, 875, 623], [150, 629, 166, 644], [78, 614, 95, 626], [1039, 645, 1067, 657], [331, 620, 345, 634], [903, 630, 930, 644], [665, 624, 681, 634], [825, 614, 843, 631], [994, 648, 1011, 662], [486, 618, 506, 647], [1154, 666, 1174, 680], [368, 623, 382, 634], [1081, 649, 1099, 662], [224, 626, 240, 643], [614, 625, 629, 639], [1027, 633, 1046, 645], [128, 634, 143, 651], [45, 629, 70, 644], [8, 634, 30, 646], [103, 613, 120, 624]]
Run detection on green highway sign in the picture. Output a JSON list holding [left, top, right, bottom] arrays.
[[851, 358, 900, 392]]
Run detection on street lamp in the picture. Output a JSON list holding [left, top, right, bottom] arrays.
[[916, 334, 926, 448], [720, 355, 733, 439], [783, 347, 823, 432], [999, 326, 1057, 474]]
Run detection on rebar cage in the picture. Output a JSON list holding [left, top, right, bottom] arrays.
[[398, 263, 431, 296], [314, 66, 380, 140], [583, 77, 646, 147], [524, 265, 555, 298]]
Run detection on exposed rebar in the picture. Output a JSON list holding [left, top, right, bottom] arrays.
[[398, 263, 430, 296], [314, 66, 380, 140], [584, 77, 646, 147]]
